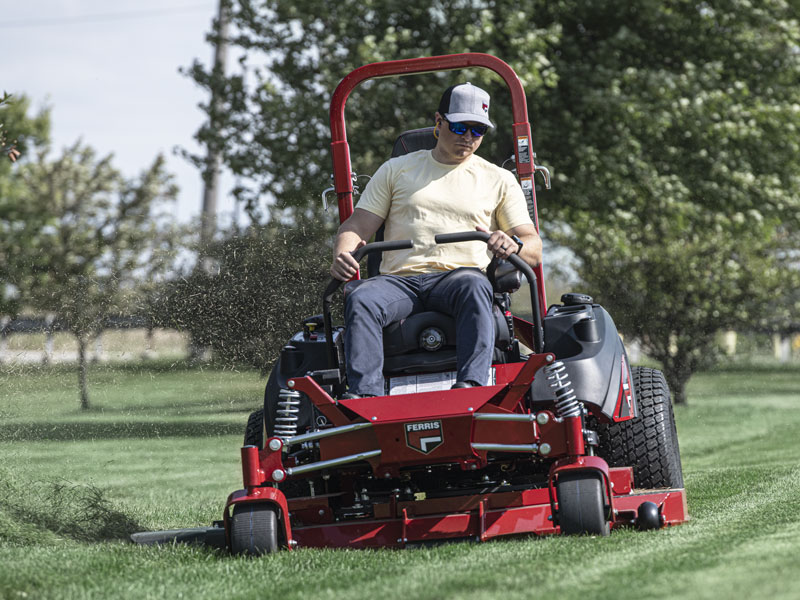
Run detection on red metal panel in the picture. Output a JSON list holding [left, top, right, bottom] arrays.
[[286, 486, 688, 548], [339, 385, 505, 422], [611, 489, 689, 527], [608, 467, 634, 495], [612, 354, 636, 422], [241, 445, 264, 488], [492, 362, 525, 383], [483, 504, 557, 539], [289, 377, 353, 426], [473, 418, 538, 447], [511, 316, 535, 353], [495, 352, 554, 411]]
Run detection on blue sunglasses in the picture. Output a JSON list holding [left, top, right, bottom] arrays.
[[445, 119, 489, 138]]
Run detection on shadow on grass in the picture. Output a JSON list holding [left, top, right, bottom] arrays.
[[0, 420, 244, 442], [0, 472, 143, 543], [0, 358, 265, 377], [84, 399, 260, 417]]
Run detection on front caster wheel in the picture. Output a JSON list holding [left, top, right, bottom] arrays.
[[556, 473, 610, 536], [230, 503, 279, 556]]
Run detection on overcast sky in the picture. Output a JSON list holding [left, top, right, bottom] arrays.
[[1, 0, 236, 225]]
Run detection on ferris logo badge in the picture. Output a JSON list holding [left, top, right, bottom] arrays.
[[405, 420, 443, 454]]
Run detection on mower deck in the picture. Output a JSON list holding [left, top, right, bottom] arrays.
[[226, 466, 687, 549]]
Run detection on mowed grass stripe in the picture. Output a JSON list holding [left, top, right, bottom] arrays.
[[1, 365, 799, 599]]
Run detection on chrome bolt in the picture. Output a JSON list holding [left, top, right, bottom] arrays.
[[288, 380, 295, 388], [268, 438, 282, 452], [318, 509, 325, 516], [539, 443, 552, 456], [468, 407, 473, 412], [272, 469, 286, 482], [536, 412, 550, 425], [371, 416, 377, 421]]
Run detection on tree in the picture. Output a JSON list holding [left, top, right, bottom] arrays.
[[182, 0, 559, 223], [0, 94, 51, 316], [186, 0, 800, 402], [4, 143, 179, 408], [536, 0, 800, 402]]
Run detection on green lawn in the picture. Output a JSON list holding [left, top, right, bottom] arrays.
[[1, 362, 799, 600]]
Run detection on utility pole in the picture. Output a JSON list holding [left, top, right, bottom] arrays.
[[201, 0, 229, 248]]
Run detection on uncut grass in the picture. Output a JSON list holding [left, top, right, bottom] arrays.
[[1, 364, 800, 599]]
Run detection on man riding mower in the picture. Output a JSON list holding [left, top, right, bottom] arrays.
[[223, 53, 687, 555]]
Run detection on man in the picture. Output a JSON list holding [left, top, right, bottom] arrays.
[[331, 82, 542, 397]]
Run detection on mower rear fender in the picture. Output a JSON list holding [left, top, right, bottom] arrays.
[[532, 303, 636, 422]]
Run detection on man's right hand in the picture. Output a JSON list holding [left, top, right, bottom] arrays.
[[330, 240, 367, 281]]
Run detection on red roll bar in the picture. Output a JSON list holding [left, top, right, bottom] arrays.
[[328, 53, 546, 310]]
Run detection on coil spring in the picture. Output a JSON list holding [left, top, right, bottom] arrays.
[[545, 361, 582, 419], [274, 388, 302, 442]]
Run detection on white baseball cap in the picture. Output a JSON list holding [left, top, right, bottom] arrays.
[[438, 82, 494, 128]]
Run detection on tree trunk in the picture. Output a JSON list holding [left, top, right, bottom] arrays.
[[662, 363, 691, 405], [77, 335, 90, 410]]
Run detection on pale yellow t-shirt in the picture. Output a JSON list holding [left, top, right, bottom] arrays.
[[356, 150, 533, 276]]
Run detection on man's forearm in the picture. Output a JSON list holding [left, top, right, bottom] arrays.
[[333, 228, 364, 259], [518, 231, 542, 267]]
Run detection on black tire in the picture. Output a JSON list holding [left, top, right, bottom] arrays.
[[595, 367, 684, 489], [556, 472, 610, 536], [230, 503, 279, 556], [244, 409, 265, 448]]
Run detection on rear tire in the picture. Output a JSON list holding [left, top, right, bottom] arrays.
[[556, 473, 610, 536], [595, 367, 684, 489], [244, 409, 265, 449], [230, 503, 279, 556]]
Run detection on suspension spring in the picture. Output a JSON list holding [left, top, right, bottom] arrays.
[[275, 388, 302, 442], [545, 361, 582, 419]]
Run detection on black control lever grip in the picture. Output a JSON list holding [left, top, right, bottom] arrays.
[[324, 239, 413, 301], [322, 239, 413, 368]]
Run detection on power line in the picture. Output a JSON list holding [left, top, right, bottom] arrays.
[[0, 4, 216, 29]]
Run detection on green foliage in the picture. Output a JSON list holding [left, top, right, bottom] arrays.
[[539, 0, 800, 401], [0, 94, 51, 315], [184, 0, 559, 222], [187, 0, 800, 401], [159, 220, 332, 369], [0, 93, 49, 175], [1, 142, 180, 407]]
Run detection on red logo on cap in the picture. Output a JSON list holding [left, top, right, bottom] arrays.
[[482, 102, 488, 113]]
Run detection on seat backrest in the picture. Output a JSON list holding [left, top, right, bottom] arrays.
[[367, 127, 438, 278], [390, 127, 437, 158]]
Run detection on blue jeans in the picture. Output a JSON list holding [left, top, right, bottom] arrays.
[[343, 267, 494, 396]]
